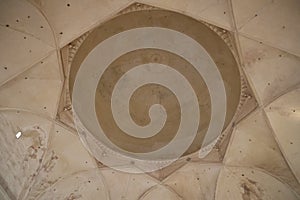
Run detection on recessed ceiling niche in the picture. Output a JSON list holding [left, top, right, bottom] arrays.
[[62, 3, 250, 172]]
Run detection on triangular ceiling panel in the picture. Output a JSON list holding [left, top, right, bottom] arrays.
[[163, 163, 221, 199], [224, 109, 300, 194], [265, 87, 300, 183], [237, 0, 300, 57], [140, 0, 233, 30], [239, 35, 300, 106], [0, 0, 55, 47], [32, 0, 135, 47], [0, 26, 54, 86], [231, 0, 273, 29], [0, 52, 62, 118]]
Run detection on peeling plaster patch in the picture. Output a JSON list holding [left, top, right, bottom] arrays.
[[0, 111, 50, 199], [240, 178, 264, 200]]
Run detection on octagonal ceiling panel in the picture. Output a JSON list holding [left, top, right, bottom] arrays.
[[265, 87, 300, 183]]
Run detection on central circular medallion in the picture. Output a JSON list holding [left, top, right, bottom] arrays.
[[69, 9, 241, 172]]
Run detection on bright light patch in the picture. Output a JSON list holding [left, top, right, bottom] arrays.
[[16, 131, 22, 139]]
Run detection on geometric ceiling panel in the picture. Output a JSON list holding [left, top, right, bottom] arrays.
[[0, 26, 54, 86], [197, 0, 233, 30], [0, 110, 52, 200], [31, 0, 134, 47], [139, 185, 182, 200], [26, 123, 98, 199], [36, 169, 109, 200], [239, 35, 300, 105], [238, 0, 300, 57], [141, 0, 233, 30], [100, 168, 159, 200], [163, 163, 221, 200], [215, 167, 300, 200], [0, 52, 62, 118], [224, 110, 300, 193], [0, 0, 55, 47], [265, 87, 300, 183], [231, 0, 273, 29]]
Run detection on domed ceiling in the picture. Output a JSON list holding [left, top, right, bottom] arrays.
[[0, 0, 300, 200]]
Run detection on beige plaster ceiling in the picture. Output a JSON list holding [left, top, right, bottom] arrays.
[[0, 0, 299, 199]]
